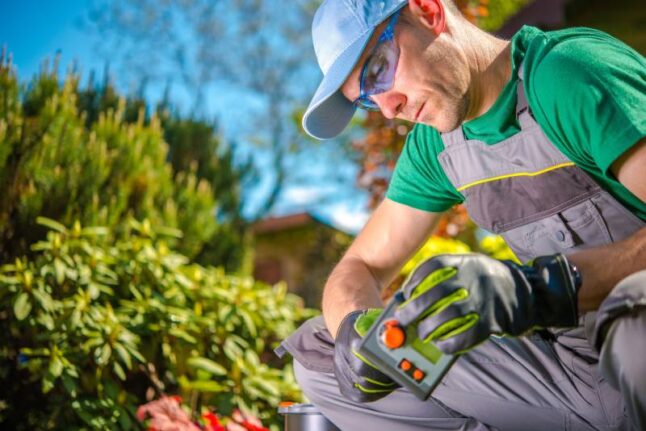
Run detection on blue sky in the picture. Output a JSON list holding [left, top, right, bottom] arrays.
[[0, 0, 371, 233], [1, 1, 103, 80]]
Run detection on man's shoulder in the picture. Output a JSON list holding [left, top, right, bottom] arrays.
[[406, 123, 444, 152], [521, 26, 643, 84]]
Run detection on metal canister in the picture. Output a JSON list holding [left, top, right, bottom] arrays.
[[278, 403, 340, 431]]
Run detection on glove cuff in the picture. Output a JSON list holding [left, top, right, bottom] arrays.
[[530, 254, 580, 328]]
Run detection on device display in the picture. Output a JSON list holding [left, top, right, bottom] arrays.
[[357, 291, 457, 400]]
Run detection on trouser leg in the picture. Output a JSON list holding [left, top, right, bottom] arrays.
[[594, 270, 646, 431], [285, 304, 630, 431], [431, 329, 626, 431], [293, 360, 491, 431], [292, 330, 625, 431]]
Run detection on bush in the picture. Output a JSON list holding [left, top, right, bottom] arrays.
[[0, 218, 314, 430], [0, 55, 247, 270]]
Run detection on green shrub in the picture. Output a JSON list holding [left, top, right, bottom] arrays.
[[0, 218, 314, 430], [0, 56, 247, 270]]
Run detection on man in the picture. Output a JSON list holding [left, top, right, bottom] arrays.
[[277, 0, 646, 430]]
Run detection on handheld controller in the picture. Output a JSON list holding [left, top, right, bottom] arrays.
[[357, 291, 457, 400]]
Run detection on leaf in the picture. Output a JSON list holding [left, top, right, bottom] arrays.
[[249, 377, 280, 398], [81, 226, 110, 237], [238, 309, 257, 338], [113, 362, 126, 380], [36, 312, 55, 330], [54, 258, 66, 284], [42, 374, 55, 394], [36, 217, 68, 233], [174, 273, 193, 289], [114, 343, 132, 369], [185, 380, 229, 392], [117, 405, 133, 429], [223, 337, 244, 361], [49, 356, 63, 378], [169, 328, 197, 344], [0, 275, 20, 284], [95, 344, 112, 366], [32, 288, 54, 312], [81, 337, 104, 352], [187, 357, 227, 376], [124, 345, 145, 363], [155, 226, 183, 238], [62, 375, 78, 397], [20, 347, 50, 356], [14, 292, 32, 320]]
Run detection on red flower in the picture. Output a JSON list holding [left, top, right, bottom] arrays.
[[202, 411, 226, 431], [136, 396, 201, 431], [230, 409, 270, 431]]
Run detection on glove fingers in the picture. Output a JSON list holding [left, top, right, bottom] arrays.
[[334, 310, 398, 403], [402, 254, 463, 298], [349, 349, 394, 385], [395, 280, 464, 327], [433, 322, 489, 355], [417, 303, 479, 346], [335, 346, 397, 402]]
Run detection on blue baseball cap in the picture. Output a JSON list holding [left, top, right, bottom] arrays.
[[302, 0, 408, 140]]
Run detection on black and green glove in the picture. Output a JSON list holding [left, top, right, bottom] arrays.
[[333, 309, 399, 403], [394, 253, 581, 354]]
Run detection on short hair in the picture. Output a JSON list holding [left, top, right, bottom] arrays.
[[441, 0, 461, 15], [399, 0, 464, 27]]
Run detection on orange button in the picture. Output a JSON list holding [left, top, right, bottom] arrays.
[[381, 323, 405, 349], [399, 359, 412, 371], [383, 319, 400, 328], [413, 369, 425, 382]]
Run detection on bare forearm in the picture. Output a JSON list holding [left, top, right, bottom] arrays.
[[569, 226, 646, 312], [322, 255, 387, 339]]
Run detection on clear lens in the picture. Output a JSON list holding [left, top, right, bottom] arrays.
[[362, 40, 399, 96], [353, 9, 401, 112]]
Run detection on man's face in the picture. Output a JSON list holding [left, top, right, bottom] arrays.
[[341, 8, 471, 132]]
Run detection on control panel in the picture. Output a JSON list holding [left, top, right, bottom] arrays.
[[357, 291, 457, 400]]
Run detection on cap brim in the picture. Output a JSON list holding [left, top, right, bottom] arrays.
[[302, 31, 374, 140]]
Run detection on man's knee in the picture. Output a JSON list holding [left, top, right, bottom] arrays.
[[596, 271, 646, 429], [593, 270, 646, 352], [599, 305, 646, 388], [292, 360, 487, 431], [293, 359, 338, 407]]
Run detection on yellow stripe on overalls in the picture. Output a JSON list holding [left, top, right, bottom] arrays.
[[456, 162, 576, 192]]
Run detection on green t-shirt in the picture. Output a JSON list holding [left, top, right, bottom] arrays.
[[386, 26, 646, 221]]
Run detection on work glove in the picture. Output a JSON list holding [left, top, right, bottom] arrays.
[[334, 309, 400, 403], [394, 253, 581, 354]]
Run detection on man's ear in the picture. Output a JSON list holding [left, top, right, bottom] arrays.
[[407, 0, 446, 36]]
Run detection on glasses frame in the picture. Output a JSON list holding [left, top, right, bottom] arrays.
[[353, 9, 402, 112]]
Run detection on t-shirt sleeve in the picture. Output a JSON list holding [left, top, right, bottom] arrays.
[[527, 31, 646, 176], [385, 125, 464, 212]]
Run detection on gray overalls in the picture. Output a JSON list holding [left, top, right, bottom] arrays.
[[277, 68, 646, 431]]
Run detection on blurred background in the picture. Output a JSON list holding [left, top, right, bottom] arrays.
[[0, 0, 644, 429]]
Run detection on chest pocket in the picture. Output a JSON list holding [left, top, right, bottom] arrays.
[[501, 191, 644, 263]]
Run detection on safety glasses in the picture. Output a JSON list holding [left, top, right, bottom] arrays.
[[353, 9, 401, 112]]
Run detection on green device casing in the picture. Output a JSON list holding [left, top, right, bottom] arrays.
[[357, 291, 457, 400]]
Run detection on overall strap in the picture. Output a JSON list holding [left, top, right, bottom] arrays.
[[441, 126, 468, 148]]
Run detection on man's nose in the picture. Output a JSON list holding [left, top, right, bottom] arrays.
[[373, 92, 406, 119]]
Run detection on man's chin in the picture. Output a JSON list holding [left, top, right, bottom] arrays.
[[427, 103, 468, 133], [420, 116, 462, 133]]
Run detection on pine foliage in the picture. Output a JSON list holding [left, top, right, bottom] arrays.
[[0, 54, 247, 269]]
